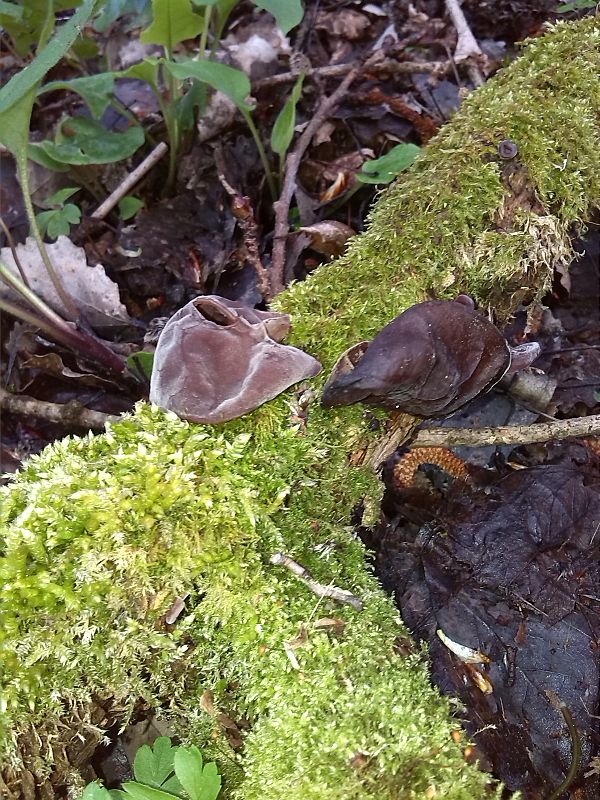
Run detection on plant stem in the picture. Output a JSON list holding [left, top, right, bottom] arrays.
[[15, 152, 81, 321], [0, 258, 70, 328], [199, 5, 213, 59], [0, 282, 127, 374], [242, 110, 277, 202]]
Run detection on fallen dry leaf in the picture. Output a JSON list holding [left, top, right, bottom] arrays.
[[1, 235, 132, 329]]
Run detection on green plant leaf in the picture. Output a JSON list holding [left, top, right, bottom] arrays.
[[166, 60, 251, 110], [0, 0, 95, 115], [128, 351, 155, 381], [173, 79, 206, 133], [45, 187, 81, 206], [270, 71, 304, 160], [108, 791, 128, 800], [40, 73, 116, 119], [36, 204, 81, 239], [253, 0, 303, 34], [119, 196, 145, 220], [133, 737, 177, 788], [93, 0, 152, 32], [556, 0, 595, 10], [37, 117, 145, 165], [173, 746, 221, 800], [118, 58, 161, 92], [0, 1, 23, 20], [140, 0, 204, 51], [81, 781, 114, 800], [121, 781, 181, 800], [356, 143, 421, 184]]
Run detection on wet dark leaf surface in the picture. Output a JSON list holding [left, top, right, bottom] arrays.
[[375, 454, 600, 797]]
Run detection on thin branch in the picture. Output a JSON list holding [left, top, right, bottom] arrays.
[[253, 58, 450, 91], [215, 161, 271, 300], [412, 415, 600, 449], [0, 217, 29, 287], [0, 386, 119, 430], [91, 142, 169, 220], [270, 57, 376, 296], [445, 0, 485, 86], [270, 552, 363, 611]]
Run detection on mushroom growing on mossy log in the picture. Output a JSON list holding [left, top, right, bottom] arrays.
[[2, 14, 600, 800]]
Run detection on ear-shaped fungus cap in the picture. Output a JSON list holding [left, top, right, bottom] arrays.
[[149, 295, 322, 423], [321, 299, 511, 417]]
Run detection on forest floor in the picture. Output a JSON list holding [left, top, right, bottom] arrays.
[[2, 1, 600, 797]]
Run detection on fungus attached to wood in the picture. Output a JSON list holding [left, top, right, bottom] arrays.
[[149, 295, 322, 423], [321, 298, 538, 417]]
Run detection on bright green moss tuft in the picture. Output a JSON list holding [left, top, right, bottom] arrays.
[[0, 402, 490, 798]]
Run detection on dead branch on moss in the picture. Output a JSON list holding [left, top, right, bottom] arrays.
[[0, 386, 118, 429], [412, 414, 600, 449], [270, 552, 364, 611]]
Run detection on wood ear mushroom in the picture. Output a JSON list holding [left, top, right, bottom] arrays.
[[150, 295, 322, 423], [321, 299, 539, 418]]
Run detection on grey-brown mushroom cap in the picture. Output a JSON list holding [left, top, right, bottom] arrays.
[[149, 296, 322, 423], [321, 300, 511, 417]]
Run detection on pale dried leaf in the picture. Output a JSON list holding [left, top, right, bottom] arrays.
[[0, 235, 131, 328]]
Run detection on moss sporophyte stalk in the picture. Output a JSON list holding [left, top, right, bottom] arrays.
[[2, 15, 600, 800]]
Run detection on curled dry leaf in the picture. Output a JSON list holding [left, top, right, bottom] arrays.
[[295, 221, 355, 257], [0, 236, 132, 328], [321, 299, 512, 417], [149, 295, 321, 423]]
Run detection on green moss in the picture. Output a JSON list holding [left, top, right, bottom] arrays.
[[0, 403, 490, 798], [2, 15, 599, 800], [281, 16, 600, 369]]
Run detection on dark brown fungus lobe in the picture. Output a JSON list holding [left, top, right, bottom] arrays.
[[149, 295, 322, 423], [498, 139, 519, 159], [321, 299, 513, 417]]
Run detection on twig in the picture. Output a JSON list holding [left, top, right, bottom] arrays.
[[444, 0, 485, 86], [214, 149, 271, 299], [270, 552, 364, 611], [412, 414, 600, 449], [0, 216, 29, 287], [253, 59, 450, 91], [0, 386, 119, 430], [91, 142, 168, 221], [271, 57, 375, 296]]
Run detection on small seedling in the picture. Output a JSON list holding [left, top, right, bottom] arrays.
[[356, 143, 421, 185], [36, 187, 82, 240], [81, 736, 222, 800]]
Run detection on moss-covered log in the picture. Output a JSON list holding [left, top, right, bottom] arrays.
[[2, 15, 600, 800]]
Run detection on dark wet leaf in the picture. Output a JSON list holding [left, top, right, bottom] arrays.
[[393, 460, 600, 797]]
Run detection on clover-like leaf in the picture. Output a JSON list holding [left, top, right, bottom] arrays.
[[174, 745, 221, 800]]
